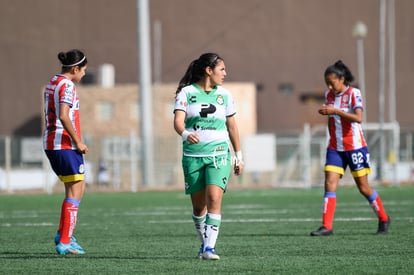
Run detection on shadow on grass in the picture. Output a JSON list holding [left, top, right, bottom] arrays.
[[223, 232, 307, 237], [222, 230, 385, 238]]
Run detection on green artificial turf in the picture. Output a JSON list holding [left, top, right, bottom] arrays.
[[1, 186, 413, 274]]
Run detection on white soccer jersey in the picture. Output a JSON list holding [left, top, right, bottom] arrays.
[[174, 84, 236, 157]]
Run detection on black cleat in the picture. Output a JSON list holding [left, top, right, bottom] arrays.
[[310, 226, 333, 236], [377, 216, 391, 235]]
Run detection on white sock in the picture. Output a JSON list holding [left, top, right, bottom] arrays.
[[204, 213, 221, 250], [192, 213, 206, 243]]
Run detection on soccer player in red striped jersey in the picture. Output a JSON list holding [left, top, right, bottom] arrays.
[[43, 49, 88, 254], [310, 60, 390, 236]]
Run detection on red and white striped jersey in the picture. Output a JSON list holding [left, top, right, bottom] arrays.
[[43, 74, 81, 150], [325, 86, 367, 151]]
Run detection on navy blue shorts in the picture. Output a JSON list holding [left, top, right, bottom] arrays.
[[45, 150, 85, 183], [325, 147, 372, 177]]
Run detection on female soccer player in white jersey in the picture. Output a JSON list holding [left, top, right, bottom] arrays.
[[43, 49, 88, 254], [173, 53, 244, 260], [310, 60, 390, 236]]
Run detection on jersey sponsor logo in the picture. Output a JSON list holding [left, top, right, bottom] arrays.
[[192, 118, 219, 131], [215, 146, 226, 152], [192, 123, 217, 131], [62, 86, 73, 103], [342, 95, 349, 102], [79, 164, 84, 173], [199, 103, 216, 117], [175, 97, 187, 107]]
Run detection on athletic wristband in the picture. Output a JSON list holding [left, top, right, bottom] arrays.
[[234, 151, 243, 165], [235, 151, 243, 161], [181, 130, 191, 141]]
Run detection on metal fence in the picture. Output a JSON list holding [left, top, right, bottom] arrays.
[[1, 123, 413, 193]]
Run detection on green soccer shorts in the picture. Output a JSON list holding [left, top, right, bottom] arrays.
[[182, 153, 231, 194]]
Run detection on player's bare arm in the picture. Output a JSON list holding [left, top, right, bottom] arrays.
[[59, 103, 88, 153], [226, 115, 243, 175], [318, 105, 363, 123], [174, 109, 200, 144]]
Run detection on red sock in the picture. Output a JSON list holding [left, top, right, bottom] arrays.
[[59, 199, 79, 244], [322, 192, 336, 230], [367, 191, 388, 222]]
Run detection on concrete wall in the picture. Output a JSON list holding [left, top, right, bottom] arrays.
[[76, 82, 257, 138], [1, 0, 413, 136]]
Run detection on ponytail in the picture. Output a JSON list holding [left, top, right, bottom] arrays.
[[175, 53, 222, 96], [175, 59, 200, 95]]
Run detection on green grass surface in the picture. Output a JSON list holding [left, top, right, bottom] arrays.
[[1, 186, 413, 274]]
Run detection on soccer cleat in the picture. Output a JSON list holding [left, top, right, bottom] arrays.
[[377, 216, 391, 235], [198, 244, 204, 259], [54, 232, 77, 245], [310, 226, 333, 236], [201, 246, 220, 260], [54, 232, 85, 252], [56, 242, 85, 255]]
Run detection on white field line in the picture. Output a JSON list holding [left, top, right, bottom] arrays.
[[1, 199, 411, 217], [0, 207, 398, 219], [1, 222, 54, 227], [2, 216, 413, 227], [148, 216, 414, 224], [1, 199, 412, 226]]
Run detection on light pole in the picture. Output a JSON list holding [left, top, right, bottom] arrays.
[[137, 0, 155, 188], [388, 0, 399, 186], [378, 0, 386, 185], [352, 21, 368, 124]]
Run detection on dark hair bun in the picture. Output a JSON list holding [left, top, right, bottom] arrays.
[[57, 49, 87, 68], [57, 52, 67, 64]]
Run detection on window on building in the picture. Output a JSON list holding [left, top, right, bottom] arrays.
[[131, 102, 140, 121], [96, 101, 113, 121], [279, 83, 294, 95]]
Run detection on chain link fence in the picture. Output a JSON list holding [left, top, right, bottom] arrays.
[[1, 123, 413, 193]]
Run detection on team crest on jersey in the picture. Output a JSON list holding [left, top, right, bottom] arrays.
[[216, 95, 224, 105], [340, 95, 350, 108]]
